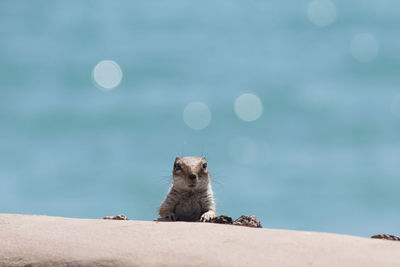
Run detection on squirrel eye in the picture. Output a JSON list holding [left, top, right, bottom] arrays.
[[175, 163, 182, 171], [202, 163, 207, 169]]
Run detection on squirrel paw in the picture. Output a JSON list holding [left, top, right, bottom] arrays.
[[166, 213, 177, 221], [200, 211, 216, 222]]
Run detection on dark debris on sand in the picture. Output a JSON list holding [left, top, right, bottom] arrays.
[[371, 234, 400, 241], [101, 214, 128, 220], [233, 215, 262, 228], [209, 215, 262, 228], [209, 215, 233, 224]]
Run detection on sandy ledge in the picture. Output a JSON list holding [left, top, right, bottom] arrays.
[[0, 213, 399, 267]]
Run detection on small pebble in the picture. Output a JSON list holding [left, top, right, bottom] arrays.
[[371, 234, 400, 241], [209, 215, 233, 224], [101, 214, 128, 220], [233, 215, 262, 228]]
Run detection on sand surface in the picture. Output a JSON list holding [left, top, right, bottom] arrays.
[[0, 213, 399, 266]]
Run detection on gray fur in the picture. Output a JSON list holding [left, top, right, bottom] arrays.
[[159, 157, 216, 222]]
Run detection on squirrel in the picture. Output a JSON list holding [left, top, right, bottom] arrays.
[[158, 156, 216, 222]]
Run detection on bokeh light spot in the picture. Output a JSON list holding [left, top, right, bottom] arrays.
[[234, 93, 263, 122], [93, 60, 123, 90], [183, 102, 211, 130], [350, 34, 379, 63], [307, 0, 336, 27]]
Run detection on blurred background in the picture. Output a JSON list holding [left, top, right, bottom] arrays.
[[1, 0, 399, 237]]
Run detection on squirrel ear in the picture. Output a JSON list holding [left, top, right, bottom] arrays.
[[175, 156, 180, 161], [201, 156, 206, 160]]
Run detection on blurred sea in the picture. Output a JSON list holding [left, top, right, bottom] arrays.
[[1, 0, 400, 237]]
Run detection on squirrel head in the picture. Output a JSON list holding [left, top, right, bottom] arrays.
[[172, 156, 210, 191]]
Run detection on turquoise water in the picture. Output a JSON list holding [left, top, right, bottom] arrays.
[[1, 1, 400, 237]]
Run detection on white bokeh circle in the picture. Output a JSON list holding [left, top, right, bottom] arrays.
[[234, 93, 263, 122], [93, 60, 123, 90], [307, 0, 336, 27], [183, 102, 212, 130], [350, 34, 379, 63]]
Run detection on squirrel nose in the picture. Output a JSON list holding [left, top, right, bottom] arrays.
[[189, 174, 197, 180]]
